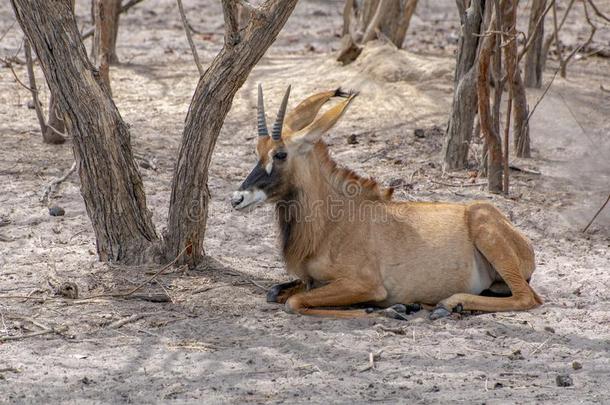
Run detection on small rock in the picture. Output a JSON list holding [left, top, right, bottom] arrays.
[[139, 160, 152, 170], [81, 376, 92, 385], [572, 361, 582, 370], [59, 281, 79, 299], [508, 350, 524, 361], [312, 10, 328, 17], [494, 382, 503, 389], [48, 206, 65, 216], [27, 100, 36, 109], [555, 374, 573, 387], [389, 178, 404, 188], [544, 326, 555, 333], [414, 128, 426, 138], [347, 134, 358, 145]]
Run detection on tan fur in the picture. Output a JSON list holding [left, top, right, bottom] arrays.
[[252, 90, 542, 319]]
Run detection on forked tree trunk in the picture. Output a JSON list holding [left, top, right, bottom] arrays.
[[478, 4, 503, 193], [164, 0, 298, 266], [524, 0, 546, 88], [11, 0, 159, 263], [442, 0, 485, 171], [338, 0, 417, 64], [92, 0, 121, 66]]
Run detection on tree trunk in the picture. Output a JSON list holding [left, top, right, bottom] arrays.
[[164, 0, 298, 266], [338, 0, 417, 65], [478, 5, 503, 193], [442, 0, 485, 171], [11, 0, 159, 263], [92, 0, 121, 66], [524, 0, 546, 88], [42, 0, 75, 144], [501, 0, 530, 158]]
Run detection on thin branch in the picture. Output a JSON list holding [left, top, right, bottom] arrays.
[[587, 0, 610, 22], [0, 20, 16, 43], [583, 194, 610, 233], [176, 0, 204, 76]]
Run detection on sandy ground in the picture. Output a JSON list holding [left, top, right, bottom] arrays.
[[1, 1, 609, 403]]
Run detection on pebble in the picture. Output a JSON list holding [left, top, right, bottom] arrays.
[[49, 206, 65, 216], [572, 361, 582, 370], [555, 374, 573, 387]]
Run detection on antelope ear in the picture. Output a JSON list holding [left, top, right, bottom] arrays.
[[288, 94, 357, 149]]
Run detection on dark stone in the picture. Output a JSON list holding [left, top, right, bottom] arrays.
[[347, 134, 358, 144], [49, 206, 65, 216], [414, 128, 426, 138], [556, 374, 573, 387], [572, 361, 582, 370]]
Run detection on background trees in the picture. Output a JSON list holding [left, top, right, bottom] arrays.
[[11, 0, 297, 265]]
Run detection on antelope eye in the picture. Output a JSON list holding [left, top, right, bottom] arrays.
[[274, 151, 287, 161]]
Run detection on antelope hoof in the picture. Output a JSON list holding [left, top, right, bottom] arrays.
[[429, 303, 463, 320], [381, 304, 421, 320], [266, 280, 301, 303], [429, 305, 451, 320]]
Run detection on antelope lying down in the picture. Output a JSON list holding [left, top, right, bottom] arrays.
[[231, 86, 542, 320]]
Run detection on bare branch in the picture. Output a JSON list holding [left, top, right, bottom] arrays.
[[587, 0, 610, 23], [176, 0, 204, 76]]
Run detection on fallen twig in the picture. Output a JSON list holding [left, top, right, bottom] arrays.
[[530, 337, 551, 356], [430, 179, 487, 188], [40, 161, 77, 204], [107, 313, 151, 329], [583, 193, 610, 233]]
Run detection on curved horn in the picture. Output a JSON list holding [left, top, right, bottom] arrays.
[[271, 85, 291, 141], [257, 84, 269, 137]]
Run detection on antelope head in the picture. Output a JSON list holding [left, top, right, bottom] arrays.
[[231, 85, 357, 212]]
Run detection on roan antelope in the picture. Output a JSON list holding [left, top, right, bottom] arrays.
[[231, 86, 543, 320]]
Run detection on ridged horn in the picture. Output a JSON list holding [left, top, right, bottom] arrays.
[[271, 85, 291, 141], [257, 84, 269, 137]]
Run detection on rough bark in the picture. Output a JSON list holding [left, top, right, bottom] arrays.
[[92, 0, 121, 66], [338, 0, 417, 64], [11, 0, 159, 263], [442, 0, 484, 171], [164, 0, 298, 266], [478, 5, 503, 193], [524, 0, 546, 88]]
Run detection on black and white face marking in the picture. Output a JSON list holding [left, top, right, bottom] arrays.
[[231, 150, 288, 211]]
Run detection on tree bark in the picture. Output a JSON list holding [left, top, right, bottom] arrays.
[[524, 0, 546, 88], [501, 0, 530, 158], [164, 0, 298, 266], [92, 0, 121, 66], [442, 0, 485, 171], [478, 5, 503, 193], [11, 0, 159, 263]]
